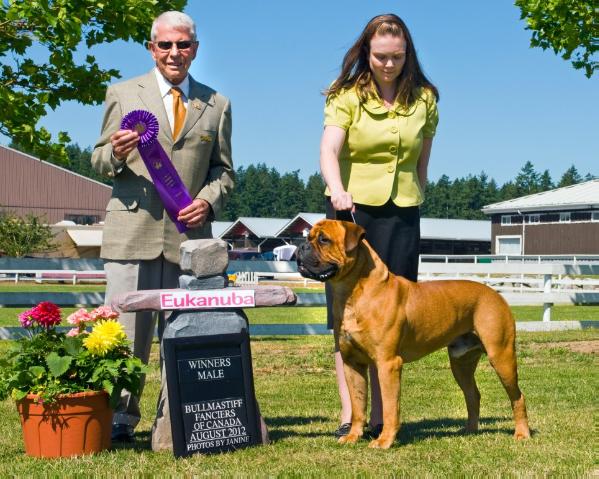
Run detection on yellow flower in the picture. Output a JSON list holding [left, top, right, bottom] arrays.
[[83, 320, 127, 356]]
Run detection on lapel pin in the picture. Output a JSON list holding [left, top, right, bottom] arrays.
[[192, 100, 202, 110]]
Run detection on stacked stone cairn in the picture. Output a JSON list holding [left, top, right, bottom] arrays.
[[112, 238, 289, 451]]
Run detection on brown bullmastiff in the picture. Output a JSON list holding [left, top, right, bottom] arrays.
[[296, 219, 530, 449]]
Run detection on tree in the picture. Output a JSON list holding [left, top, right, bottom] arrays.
[[499, 180, 519, 202], [539, 170, 554, 191], [0, 211, 55, 257], [0, 0, 187, 164], [233, 164, 281, 218], [65, 143, 111, 185], [515, 161, 541, 195], [275, 171, 305, 217], [515, 0, 597, 78], [304, 173, 325, 213], [422, 174, 452, 218], [558, 165, 583, 187]]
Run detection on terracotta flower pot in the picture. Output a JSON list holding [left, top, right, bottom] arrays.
[[16, 390, 113, 457]]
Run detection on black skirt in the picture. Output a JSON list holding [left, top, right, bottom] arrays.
[[325, 197, 420, 329]]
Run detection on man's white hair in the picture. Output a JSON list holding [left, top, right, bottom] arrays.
[[151, 11, 196, 41]]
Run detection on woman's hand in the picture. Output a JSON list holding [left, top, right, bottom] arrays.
[[330, 189, 354, 211]]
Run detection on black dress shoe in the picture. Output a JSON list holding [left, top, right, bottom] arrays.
[[111, 424, 135, 443], [366, 424, 383, 439], [334, 422, 352, 438]]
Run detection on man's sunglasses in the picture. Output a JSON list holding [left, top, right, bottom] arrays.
[[153, 41, 197, 51]]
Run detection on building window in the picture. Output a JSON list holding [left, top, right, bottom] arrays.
[[64, 214, 100, 225], [559, 212, 571, 223], [501, 215, 512, 225], [527, 214, 540, 224], [592, 212, 599, 222]]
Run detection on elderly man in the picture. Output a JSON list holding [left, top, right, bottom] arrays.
[[92, 11, 234, 443]]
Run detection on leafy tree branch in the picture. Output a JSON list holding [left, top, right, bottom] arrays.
[[0, 0, 187, 164], [515, 0, 597, 77]]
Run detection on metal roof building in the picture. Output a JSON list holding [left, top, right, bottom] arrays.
[[212, 221, 234, 238], [482, 180, 599, 254], [482, 179, 599, 214], [0, 145, 112, 225], [220, 217, 291, 253], [220, 213, 491, 257]]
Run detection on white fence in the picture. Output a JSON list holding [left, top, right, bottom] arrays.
[[0, 269, 106, 284], [420, 254, 599, 264], [2, 257, 598, 323]]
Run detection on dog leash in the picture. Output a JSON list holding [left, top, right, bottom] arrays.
[[335, 209, 357, 224]]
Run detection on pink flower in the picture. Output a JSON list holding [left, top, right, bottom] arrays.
[[18, 308, 36, 328], [66, 328, 80, 337], [30, 301, 62, 328], [66, 308, 92, 326], [89, 306, 119, 322]]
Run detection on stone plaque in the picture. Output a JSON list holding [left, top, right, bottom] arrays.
[[163, 332, 260, 457]]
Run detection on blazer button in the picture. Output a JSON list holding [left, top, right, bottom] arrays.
[[388, 111, 396, 119], [387, 164, 395, 173], [390, 126, 398, 134], [389, 145, 397, 153]]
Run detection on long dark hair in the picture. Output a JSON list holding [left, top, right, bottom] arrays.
[[326, 13, 438, 107]]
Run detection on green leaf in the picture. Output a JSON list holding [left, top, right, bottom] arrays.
[[102, 380, 114, 395], [28, 366, 46, 378], [45, 352, 72, 378], [12, 389, 28, 401], [63, 336, 83, 356]]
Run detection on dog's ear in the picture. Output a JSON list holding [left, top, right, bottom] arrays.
[[343, 222, 365, 253]]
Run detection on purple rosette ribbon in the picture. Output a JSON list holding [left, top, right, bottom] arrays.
[[121, 110, 193, 233]]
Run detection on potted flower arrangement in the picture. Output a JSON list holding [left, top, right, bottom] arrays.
[[0, 302, 146, 457]]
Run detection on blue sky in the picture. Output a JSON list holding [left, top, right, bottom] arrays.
[[7, 0, 598, 184]]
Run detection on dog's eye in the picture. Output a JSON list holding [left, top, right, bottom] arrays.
[[318, 234, 330, 245]]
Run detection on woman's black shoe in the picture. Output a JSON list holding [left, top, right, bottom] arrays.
[[334, 422, 352, 438]]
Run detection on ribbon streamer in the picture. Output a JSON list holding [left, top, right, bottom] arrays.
[[121, 110, 193, 233]]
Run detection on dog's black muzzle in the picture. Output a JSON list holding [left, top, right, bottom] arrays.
[[296, 241, 338, 282]]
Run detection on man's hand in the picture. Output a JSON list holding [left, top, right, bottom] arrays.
[[178, 199, 212, 228], [111, 129, 139, 161]]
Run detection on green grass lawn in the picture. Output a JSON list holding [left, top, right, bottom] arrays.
[[0, 330, 597, 475], [0, 283, 106, 293]]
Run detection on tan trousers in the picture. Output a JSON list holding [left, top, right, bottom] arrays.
[[104, 256, 181, 427]]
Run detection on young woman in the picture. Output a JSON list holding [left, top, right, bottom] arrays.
[[320, 13, 439, 438]]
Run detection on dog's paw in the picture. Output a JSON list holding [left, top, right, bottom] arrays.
[[514, 427, 531, 440], [367, 436, 394, 449], [338, 433, 360, 445]]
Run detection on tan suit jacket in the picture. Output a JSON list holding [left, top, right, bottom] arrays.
[[92, 70, 234, 264]]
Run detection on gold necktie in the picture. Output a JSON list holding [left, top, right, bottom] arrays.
[[171, 87, 186, 139]]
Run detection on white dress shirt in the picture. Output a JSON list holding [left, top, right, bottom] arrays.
[[154, 68, 189, 134]]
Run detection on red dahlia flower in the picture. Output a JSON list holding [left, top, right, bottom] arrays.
[[31, 301, 62, 328]]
